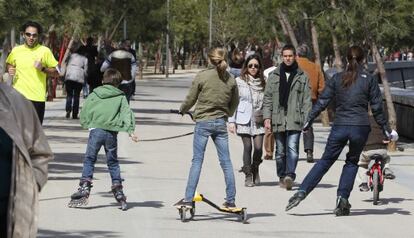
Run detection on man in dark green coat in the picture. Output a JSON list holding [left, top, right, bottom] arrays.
[[263, 44, 312, 190]]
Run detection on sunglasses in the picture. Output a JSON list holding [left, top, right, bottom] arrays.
[[24, 32, 38, 38], [248, 64, 259, 69]]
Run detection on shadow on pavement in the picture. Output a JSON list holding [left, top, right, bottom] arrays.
[[49, 153, 142, 176], [188, 212, 275, 223], [38, 229, 120, 238], [47, 135, 88, 144], [137, 98, 183, 103], [350, 207, 411, 216], [43, 124, 84, 131], [290, 207, 411, 216], [79, 201, 164, 210], [258, 181, 279, 186], [362, 197, 414, 205]]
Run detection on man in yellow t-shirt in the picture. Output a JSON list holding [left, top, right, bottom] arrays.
[[6, 21, 58, 124]]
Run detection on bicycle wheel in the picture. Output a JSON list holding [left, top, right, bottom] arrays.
[[373, 170, 380, 205]]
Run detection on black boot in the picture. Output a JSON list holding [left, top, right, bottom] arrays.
[[334, 196, 351, 216], [112, 183, 128, 211], [252, 159, 263, 185], [286, 190, 306, 211], [306, 149, 314, 163]]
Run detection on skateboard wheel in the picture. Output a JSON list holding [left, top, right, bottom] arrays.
[[241, 208, 248, 223]]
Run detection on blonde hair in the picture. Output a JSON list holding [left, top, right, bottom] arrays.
[[208, 47, 228, 80]]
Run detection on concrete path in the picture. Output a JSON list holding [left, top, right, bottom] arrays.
[[38, 70, 414, 238]]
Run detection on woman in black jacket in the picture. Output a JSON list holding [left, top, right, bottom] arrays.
[[285, 45, 398, 216]]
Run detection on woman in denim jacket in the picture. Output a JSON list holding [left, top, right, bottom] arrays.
[[229, 54, 266, 187]]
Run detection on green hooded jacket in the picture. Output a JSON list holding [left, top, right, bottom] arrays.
[[80, 85, 135, 134]]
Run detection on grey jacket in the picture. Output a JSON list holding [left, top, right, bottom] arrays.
[[65, 53, 88, 84], [0, 83, 53, 238], [263, 66, 312, 132]]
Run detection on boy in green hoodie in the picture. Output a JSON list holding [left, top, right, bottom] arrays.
[[68, 68, 137, 211]]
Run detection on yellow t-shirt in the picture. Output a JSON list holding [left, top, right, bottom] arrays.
[[6, 44, 58, 102]]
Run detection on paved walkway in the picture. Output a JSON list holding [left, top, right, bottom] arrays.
[[38, 69, 414, 237]]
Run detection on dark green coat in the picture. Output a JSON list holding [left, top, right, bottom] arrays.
[[180, 67, 239, 121], [263, 66, 312, 132]]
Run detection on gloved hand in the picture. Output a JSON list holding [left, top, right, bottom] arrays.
[[389, 130, 399, 141], [382, 126, 399, 142]]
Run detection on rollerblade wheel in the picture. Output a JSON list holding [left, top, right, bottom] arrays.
[[241, 208, 248, 224]]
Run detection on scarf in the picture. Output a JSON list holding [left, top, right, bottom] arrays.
[[279, 61, 298, 110], [247, 75, 263, 92]]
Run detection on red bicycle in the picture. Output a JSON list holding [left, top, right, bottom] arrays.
[[367, 154, 386, 205]]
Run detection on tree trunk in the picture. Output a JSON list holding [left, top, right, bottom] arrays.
[[331, 30, 343, 72], [43, 24, 55, 47], [276, 11, 289, 42], [307, 14, 330, 127], [59, 26, 80, 77], [330, 0, 343, 72], [271, 24, 282, 48], [10, 28, 15, 48], [108, 10, 127, 41], [371, 42, 397, 151], [277, 9, 298, 48]]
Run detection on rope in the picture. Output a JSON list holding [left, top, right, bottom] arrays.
[[138, 131, 194, 142]]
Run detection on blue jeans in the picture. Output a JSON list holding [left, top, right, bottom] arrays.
[[81, 128, 122, 184], [299, 125, 370, 199], [185, 118, 236, 203], [274, 131, 301, 180]]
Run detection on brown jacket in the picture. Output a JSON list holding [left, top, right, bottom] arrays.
[[297, 57, 325, 103], [0, 83, 53, 238]]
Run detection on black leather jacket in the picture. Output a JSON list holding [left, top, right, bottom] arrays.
[[307, 67, 388, 128]]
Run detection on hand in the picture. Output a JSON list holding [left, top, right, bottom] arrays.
[[389, 130, 399, 142], [382, 126, 398, 142], [34, 59, 43, 71], [228, 123, 236, 134], [129, 133, 138, 142], [8, 66, 16, 76], [302, 121, 312, 132], [264, 119, 272, 132]]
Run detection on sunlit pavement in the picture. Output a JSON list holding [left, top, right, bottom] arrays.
[[38, 69, 414, 238]]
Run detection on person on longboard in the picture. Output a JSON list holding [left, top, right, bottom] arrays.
[[174, 47, 239, 210]]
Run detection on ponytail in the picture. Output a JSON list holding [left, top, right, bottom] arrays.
[[342, 45, 364, 88], [208, 48, 228, 80]]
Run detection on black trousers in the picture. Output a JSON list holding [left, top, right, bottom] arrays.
[[65, 80, 83, 116], [303, 126, 314, 152], [31, 101, 45, 125], [119, 82, 133, 104]]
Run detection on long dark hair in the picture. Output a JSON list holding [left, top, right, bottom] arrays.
[[342, 45, 364, 88], [240, 54, 265, 88]]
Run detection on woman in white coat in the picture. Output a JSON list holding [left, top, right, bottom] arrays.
[[228, 54, 266, 187]]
